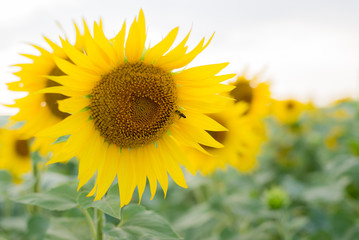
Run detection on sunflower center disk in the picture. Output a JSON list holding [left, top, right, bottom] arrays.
[[44, 66, 70, 119], [15, 140, 29, 157], [286, 101, 295, 110], [90, 62, 177, 149], [230, 81, 253, 104]]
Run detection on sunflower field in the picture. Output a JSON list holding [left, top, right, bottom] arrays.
[[1, 10, 359, 240]]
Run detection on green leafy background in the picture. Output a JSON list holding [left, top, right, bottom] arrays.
[[1, 100, 359, 239]]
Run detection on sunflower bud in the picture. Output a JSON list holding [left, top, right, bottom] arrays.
[[264, 186, 290, 210]]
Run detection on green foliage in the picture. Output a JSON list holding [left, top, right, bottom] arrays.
[[264, 186, 290, 210], [4, 173, 179, 239], [0, 170, 12, 195], [27, 215, 50, 240], [0, 116, 9, 128], [103, 204, 181, 240], [13, 181, 79, 211], [77, 184, 122, 219], [1, 100, 359, 239], [46, 217, 93, 240], [52, 135, 71, 145]]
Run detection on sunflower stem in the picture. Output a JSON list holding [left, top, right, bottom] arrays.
[[32, 161, 41, 214], [4, 197, 13, 217], [79, 207, 96, 240], [96, 208, 104, 240], [33, 162, 40, 193]]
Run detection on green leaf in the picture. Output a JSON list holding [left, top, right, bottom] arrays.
[[0, 171, 15, 200], [0, 170, 12, 183], [7, 120, 25, 130], [45, 217, 92, 240], [103, 204, 181, 240], [103, 223, 134, 240], [53, 135, 71, 145], [46, 181, 79, 202], [27, 215, 50, 240], [77, 184, 122, 219], [14, 193, 77, 211], [77, 191, 94, 209], [0, 216, 28, 233], [303, 178, 349, 203], [0, 115, 9, 127], [13, 181, 78, 211], [31, 150, 43, 164], [79, 106, 90, 112]]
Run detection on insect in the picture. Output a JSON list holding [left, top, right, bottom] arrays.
[[175, 110, 186, 119]]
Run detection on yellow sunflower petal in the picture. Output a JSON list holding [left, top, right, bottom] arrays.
[[94, 144, 114, 200], [158, 138, 187, 188], [125, 9, 146, 62], [112, 21, 126, 63], [93, 22, 117, 66], [117, 149, 136, 207], [61, 40, 103, 74], [175, 62, 229, 82], [58, 97, 90, 114], [77, 130, 103, 190], [160, 33, 214, 71], [36, 111, 89, 137], [146, 144, 169, 197], [143, 27, 179, 64]]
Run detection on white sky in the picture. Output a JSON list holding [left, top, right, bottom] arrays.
[[1, 0, 359, 115]]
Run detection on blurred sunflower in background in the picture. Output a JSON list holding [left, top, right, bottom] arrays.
[[325, 126, 345, 150], [6, 21, 90, 156], [271, 99, 313, 124], [188, 102, 260, 174], [0, 128, 31, 183], [37, 10, 233, 207], [189, 72, 271, 175], [229, 72, 270, 117], [229, 72, 270, 141]]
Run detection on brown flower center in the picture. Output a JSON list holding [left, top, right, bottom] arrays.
[[230, 80, 253, 104], [44, 66, 70, 119], [286, 101, 295, 110], [15, 140, 29, 157], [90, 62, 177, 149]]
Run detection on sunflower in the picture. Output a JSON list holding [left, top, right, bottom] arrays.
[[0, 128, 31, 183], [7, 21, 89, 156], [188, 102, 261, 175], [36, 10, 233, 206], [325, 126, 344, 150], [228, 73, 270, 143], [229, 72, 270, 117], [271, 99, 312, 124]]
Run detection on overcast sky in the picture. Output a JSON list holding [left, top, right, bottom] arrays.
[[1, 0, 358, 115]]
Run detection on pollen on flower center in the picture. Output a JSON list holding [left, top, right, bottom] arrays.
[[90, 62, 178, 148], [230, 81, 253, 104], [44, 66, 70, 119], [15, 140, 29, 157]]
